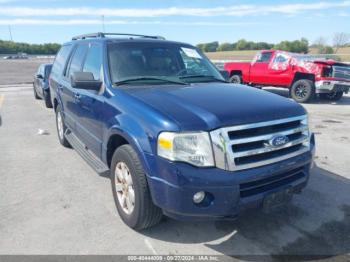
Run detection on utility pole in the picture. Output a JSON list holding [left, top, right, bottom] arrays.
[[8, 25, 13, 41], [101, 15, 105, 33]]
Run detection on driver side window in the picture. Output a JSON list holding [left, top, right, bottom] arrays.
[[255, 52, 273, 63]]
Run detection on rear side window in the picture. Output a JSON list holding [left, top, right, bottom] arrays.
[[67, 44, 88, 79], [83, 44, 103, 80], [256, 52, 273, 62], [51, 45, 73, 76]]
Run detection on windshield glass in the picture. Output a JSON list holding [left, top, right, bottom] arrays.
[[107, 42, 224, 85]]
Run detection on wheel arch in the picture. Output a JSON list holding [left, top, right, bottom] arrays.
[[291, 72, 315, 87], [229, 70, 242, 77], [104, 123, 153, 178]]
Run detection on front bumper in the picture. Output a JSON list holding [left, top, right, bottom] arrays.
[[315, 80, 350, 94], [145, 136, 315, 221]]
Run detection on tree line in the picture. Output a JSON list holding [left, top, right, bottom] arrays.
[[197, 38, 309, 53], [197, 33, 350, 54], [0, 40, 61, 55]]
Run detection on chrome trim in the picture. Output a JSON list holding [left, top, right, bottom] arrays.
[[221, 115, 306, 132], [210, 115, 310, 171], [229, 125, 308, 145], [232, 135, 308, 158]]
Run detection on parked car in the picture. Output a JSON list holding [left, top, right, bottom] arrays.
[[224, 50, 350, 103], [3, 52, 29, 60], [50, 33, 315, 230], [33, 63, 53, 108]]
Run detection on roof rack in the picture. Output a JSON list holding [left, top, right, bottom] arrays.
[[72, 32, 165, 41]]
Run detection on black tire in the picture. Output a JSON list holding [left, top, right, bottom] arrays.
[[290, 79, 315, 103], [229, 74, 242, 84], [43, 90, 53, 108], [55, 105, 71, 147], [33, 84, 41, 100], [110, 145, 162, 230], [320, 91, 343, 101]]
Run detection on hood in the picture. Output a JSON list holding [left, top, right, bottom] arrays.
[[312, 60, 349, 67], [121, 83, 306, 131]]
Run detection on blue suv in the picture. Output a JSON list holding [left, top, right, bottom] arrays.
[[49, 33, 315, 230]]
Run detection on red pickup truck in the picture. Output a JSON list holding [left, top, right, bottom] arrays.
[[224, 50, 350, 102]]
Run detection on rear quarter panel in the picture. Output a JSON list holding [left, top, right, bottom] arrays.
[[224, 62, 251, 82]]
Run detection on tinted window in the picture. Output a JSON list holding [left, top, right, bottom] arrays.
[[51, 45, 73, 76], [108, 42, 223, 84], [67, 44, 88, 79], [256, 52, 273, 62], [44, 65, 52, 78], [83, 44, 102, 80]]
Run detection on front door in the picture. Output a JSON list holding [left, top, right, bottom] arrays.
[[74, 43, 104, 158], [249, 51, 273, 85]]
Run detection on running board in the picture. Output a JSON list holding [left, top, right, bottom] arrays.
[[65, 130, 109, 174]]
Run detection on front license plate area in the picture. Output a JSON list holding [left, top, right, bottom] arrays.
[[263, 188, 293, 211]]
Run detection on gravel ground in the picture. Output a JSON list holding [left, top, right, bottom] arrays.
[[0, 59, 53, 85], [0, 85, 349, 261]]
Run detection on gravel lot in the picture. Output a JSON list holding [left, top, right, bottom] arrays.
[[0, 81, 349, 260], [0, 59, 53, 85]]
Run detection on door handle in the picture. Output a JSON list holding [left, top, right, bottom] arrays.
[[58, 85, 63, 90], [74, 93, 82, 102]]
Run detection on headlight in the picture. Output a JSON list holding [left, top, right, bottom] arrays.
[[157, 131, 214, 167], [301, 114, 310, 148]]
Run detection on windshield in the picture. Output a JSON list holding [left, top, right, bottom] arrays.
[[107, 42, 224, 85]]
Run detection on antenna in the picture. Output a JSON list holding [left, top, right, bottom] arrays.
[[8, 25, 13, 41], [101, 15, 105, 33]]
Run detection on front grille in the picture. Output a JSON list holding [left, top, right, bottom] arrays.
[[210, 115, 310, 171], [333, 66, 350, 80], [239, 167, 306, 197]]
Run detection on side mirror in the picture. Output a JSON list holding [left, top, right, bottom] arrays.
[[219, 70, 229, 81], [71, 72, 102, 91], [36, 74, 44, 79]]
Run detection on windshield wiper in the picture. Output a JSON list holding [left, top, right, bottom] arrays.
[[114, 77, 187, 86], [179, 75, 228, 83]]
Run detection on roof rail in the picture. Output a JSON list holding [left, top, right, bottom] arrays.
[[72, 32, 165, 41]]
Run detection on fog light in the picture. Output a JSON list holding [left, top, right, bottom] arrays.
[[193, 191, 205, 204]]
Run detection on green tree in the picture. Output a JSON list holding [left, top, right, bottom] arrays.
[[0, 39, 61, 55], [203, 41, 219, 52], [274, 38, 308, 53], [217, 42, 234, 51]]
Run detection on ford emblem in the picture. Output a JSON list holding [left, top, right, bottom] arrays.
[[269, 135, 289, 147]]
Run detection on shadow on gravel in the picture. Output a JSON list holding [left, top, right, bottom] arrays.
[[263, 87, 350, 106], [143, 166, 350, 261]]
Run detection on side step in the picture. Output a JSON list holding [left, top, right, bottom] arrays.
[[65, 130, 109, 175]]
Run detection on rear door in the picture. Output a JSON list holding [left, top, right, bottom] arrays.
[[249, 51, 273, 84], [74, 43, 104, 157], [60, 43, 89, 132]]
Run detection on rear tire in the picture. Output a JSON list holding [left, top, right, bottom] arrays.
[[320, 91, 343, 101], [110, 145, 163, 230], [44, 90, 53, 108], [290, 79, 315, 103], [55, 105, 71, 148], [229, 74, 242, 84], [33, 85, 40, 100]]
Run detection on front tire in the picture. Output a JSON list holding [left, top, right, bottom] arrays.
[[290, 79, 315, 103], [110, 145, 162, 230], [55, 105, 70, 147], [320, 91, 343, 101], [229, 74, 242, 84]]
